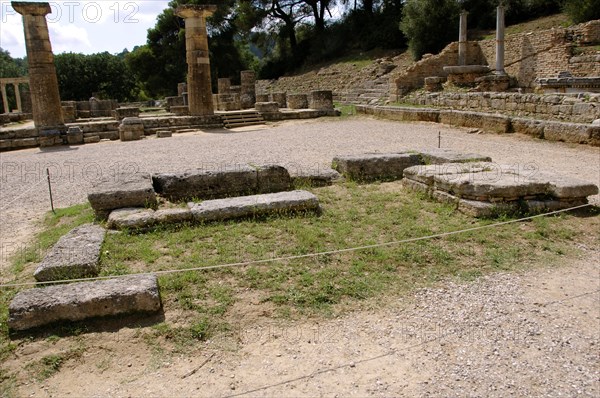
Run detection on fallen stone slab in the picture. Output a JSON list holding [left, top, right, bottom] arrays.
[[34, 224, 106, 282], [107, 207, 193, 230], [332, 153, 422, 182], [8, 275, 162, 331], [153, 165, 258, 202], [189, 190, 320, 222], [88, 173, 157, 219], [403, 162, 598, 216], [418, 149, 492, 165], [290, 167, 342, 187]]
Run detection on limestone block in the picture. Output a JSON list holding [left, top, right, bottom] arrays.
[[287, 94, 308, 110], [270, 92, 287, 108], [33, 224, 106, 282], [290, 168, 342, 187], [119, 117, 144, 141], [309, 90, 334, 110], [332, 153, 422, 182], [439, 110, 510, 134], [114, 107, 140, 121], [107, 208, 193, 230], [543, 122, 590, 144], [66, 126, 84, 145], [38, 130, 63, 148], [88, 173, 157, 219], [8, 275, 162, 331], [153, 165, 258, 201], [255, 102, 279, 113], [156, 130, 173, 138], [418, 149, 491, 165], [83, 135, 101, 144], [511, 118, 544, 138], [255, 164, 292, 193], [256, 94, 269, 102], [189, 190, 320, 222]]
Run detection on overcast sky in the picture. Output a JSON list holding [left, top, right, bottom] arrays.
[[1, 1, 171, 58]]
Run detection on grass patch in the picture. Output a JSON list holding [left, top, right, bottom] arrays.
[[334, 103, 356, 117]]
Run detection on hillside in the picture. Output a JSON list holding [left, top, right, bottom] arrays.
[[256, 13, 589, 103]]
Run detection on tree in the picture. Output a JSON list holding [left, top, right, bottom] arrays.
[[0, 48, 27, 78], [562, 0, 600, 23], [400, 0, 460, 60]]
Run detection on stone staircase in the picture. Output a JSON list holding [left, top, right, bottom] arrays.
[[219, 110, 265, 128], [336, 76, 390, 105]]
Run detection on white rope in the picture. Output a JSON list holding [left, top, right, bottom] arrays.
[[0, 203, 593, 289], [0, 178, 46, 212]]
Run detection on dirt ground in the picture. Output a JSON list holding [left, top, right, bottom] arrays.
[[1, 117, 599, 396]]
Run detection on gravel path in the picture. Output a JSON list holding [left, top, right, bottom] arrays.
[[1, 116, 599, 396]]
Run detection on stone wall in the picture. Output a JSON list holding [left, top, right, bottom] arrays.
[[404, 92, 600, 123], [391, 19, 600, 99], [390, 43, 485, 100]]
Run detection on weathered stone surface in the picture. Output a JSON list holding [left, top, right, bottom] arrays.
[[255, 102, 279, 113], [66, 126, 84, 145], [8, 275, 162, 331], [83, 135, 100, 144], [33, 224, 106, 282], [333, 153, 422, 181], [290, 167, 342, 187], [156, 130, 173, 138], [287, 94, 308, 109], [309, 90, 334, 110], [107, 207, 193, 230], [542, 122, 590, 144], [88, 173, 157, 219], [256, 164, 292, 193], [439, 110, 511, 134], [418, 149, 491, 164], [510, 118, 545, 138], [153, 165, 257, 202], [189, 190, 319, 222], [119, 117, 144, 141], [403, 162, 598, 216]]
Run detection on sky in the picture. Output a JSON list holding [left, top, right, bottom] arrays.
[[1, 0, 171, 58]]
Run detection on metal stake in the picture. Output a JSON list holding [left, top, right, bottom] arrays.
[[46, 168, 55, 214], [438, 131, 441, 148]]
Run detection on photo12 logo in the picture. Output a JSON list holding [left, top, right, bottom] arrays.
[[1, 1, 140, 24]]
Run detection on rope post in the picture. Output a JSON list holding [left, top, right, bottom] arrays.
[[46, 168, 55, 214], [438, 131, 441, 148]]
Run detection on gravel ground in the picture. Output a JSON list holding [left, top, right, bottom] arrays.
[[1, 116, 599, 396]]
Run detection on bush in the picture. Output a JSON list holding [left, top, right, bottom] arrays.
[[562, 0, 600, 23]]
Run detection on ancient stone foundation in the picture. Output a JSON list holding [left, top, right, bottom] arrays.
[[287, 94, 309, 109]]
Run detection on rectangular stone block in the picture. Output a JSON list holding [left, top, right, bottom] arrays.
[[34, 224, 106, 282], [439, 110, 510, 134], [542, 122, 590, 144], [256, 164, 292, 193], [88, 173, 157, 219], [332, 153, 423, 181], [8, 275, 162, 331], [189, 190, 320, 222], [153, 165, 258, 202], [107, 207, 193, 230], [418, 149, 491, 164]]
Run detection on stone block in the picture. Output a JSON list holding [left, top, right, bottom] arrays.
[[189, 190, 320, 222], [271, 92, 287, 108], [66, 126, 84, 145], [88, 173, 157, 219], [290, 168, 342, 187], [287, 94, 308, 109], [114, 107, 140, 121], [171, 106, 189, 116], [83, 135, 101, 144], [38, 130, 63, 148], [107, 207, 193, 230], [543, 122, 590, 144], [439, 110, 510, 134], [8, 275, 162, 331], [418, 149, 491, 165], [511, 118, 545, 138], [255, 164, 292, 193], [332, 153, 422, 182], [119, 117, 144, 141], [152, 165, 258, 202], [256, 94, 269, 102], [156, 130, 173, 138], [33, 224, 106, 282], [309, 90, 334, 110], [255, 102, 279, 113]]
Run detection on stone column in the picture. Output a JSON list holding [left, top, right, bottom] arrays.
[[458, 11, 468, 66], [12, 2, 65, 131], [175, 5, 217, 116], [240, 70, 256, 109], [495, 5, 506, 75], [13, 83, 22, 112], [1, 84, 8, 113]]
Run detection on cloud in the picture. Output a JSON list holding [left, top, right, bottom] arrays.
[[48, 23, 92, 53]]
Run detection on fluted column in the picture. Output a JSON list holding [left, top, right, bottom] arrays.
[[175, 5, 217, 116], [12, 1, 65, 131], [495, 5, 506, 75], [458, 11, 468, 66]]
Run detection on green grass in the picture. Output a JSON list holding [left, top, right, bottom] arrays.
[[1, 182, 597, 360], [334, 103, 356, 117]]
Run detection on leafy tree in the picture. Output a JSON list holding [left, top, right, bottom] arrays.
[[54, 52, 137, 101], [562, 0, 600, 23], [0, 48, 27, 78], [400, 0, 460, 60]]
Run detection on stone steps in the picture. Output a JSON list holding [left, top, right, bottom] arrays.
[[220, 110, 265, 128]]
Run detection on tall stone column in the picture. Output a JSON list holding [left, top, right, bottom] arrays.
[[175, 5, 217, 116], [13, 83, 22, 112], [495, 5, 506, 75], [12, 2, 65, 131], [1, 84, 8, 114], [458, 11, 468, 66]]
